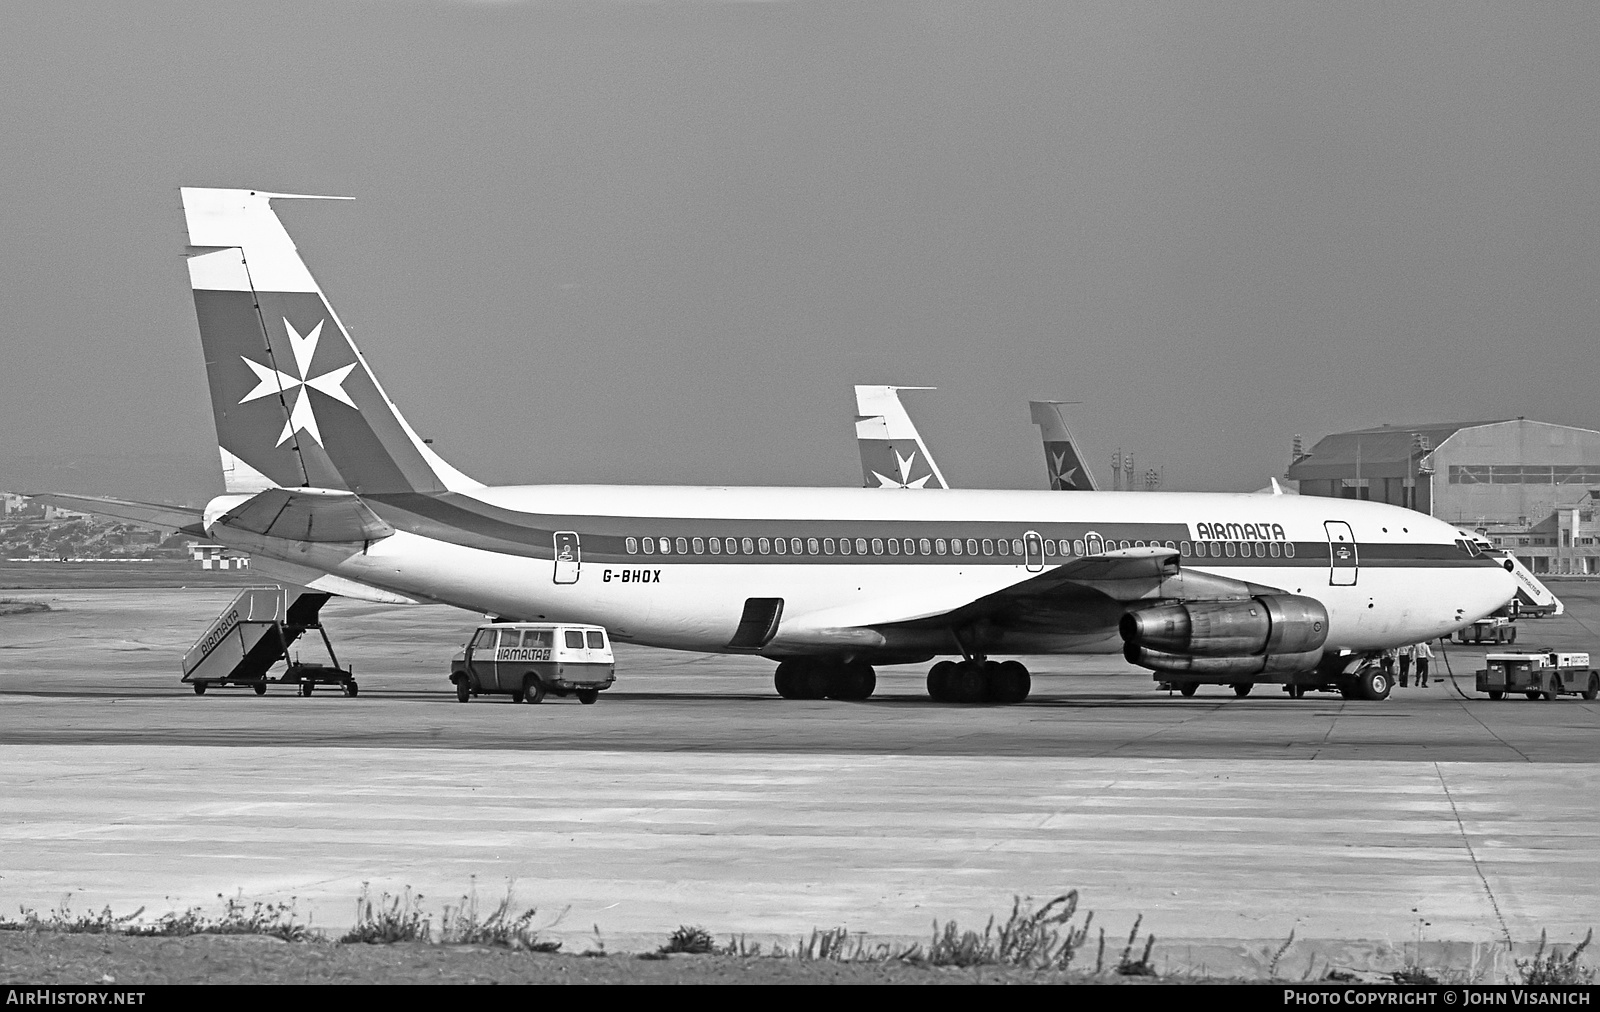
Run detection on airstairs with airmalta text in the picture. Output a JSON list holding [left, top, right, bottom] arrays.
[[181, 587, 357, 697]]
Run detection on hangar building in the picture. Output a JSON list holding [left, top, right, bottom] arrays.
[[1286, 418, 1600, 575]]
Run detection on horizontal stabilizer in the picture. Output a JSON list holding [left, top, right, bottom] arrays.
[[216, 487, 394, 543], [29, 494, 206, 536]]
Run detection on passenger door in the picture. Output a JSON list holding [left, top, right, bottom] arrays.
[[1325, 521, 1358, 586], [553, 531, 580, 584]]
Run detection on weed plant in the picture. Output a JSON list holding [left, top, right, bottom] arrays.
[[438, 878, 559, 951], [659, 924, 715, 954], [339, 884, 430, 944], [1518, 929, 1595, 985]]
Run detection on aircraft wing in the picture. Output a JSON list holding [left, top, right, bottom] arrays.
[[215, 487, 395, 543], [28, 494, 207, 536], [772, 547, 1281, 651]]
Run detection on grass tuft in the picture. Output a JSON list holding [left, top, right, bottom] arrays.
[[339, 884, 431, 944], [1517, 929, 1595, 985], [917, 892, 1097, 970], [0, 895, 143, 934], [659, 924, 715, 954], [1115, 913, 1156, 976], [438, 877, 559, 951]]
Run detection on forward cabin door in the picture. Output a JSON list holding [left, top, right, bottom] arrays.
[[553, 531, 581, 584], [1325, 521, 1358, 586]]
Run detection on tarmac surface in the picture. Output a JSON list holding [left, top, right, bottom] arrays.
[[2, 577, 1598, 974]]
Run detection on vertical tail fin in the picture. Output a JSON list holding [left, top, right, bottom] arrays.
[[181, 187, 479, 495], [1029, 400, 1099, 491], [853, 386, 949, 489]]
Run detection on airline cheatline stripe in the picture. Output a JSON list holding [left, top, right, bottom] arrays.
[[360, 492, 1501, 569]]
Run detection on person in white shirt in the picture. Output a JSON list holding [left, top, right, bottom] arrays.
[[1414, 641, 1435, 687]]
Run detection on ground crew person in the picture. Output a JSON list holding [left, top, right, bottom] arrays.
[[1398, 643, 1414, 687], [1414, 641, 1434, 687], [1380, 647, 1397, 684]]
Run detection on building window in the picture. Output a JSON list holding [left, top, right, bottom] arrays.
[[625, 536, 638, 554]]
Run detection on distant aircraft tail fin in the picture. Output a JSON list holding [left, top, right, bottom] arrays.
[[181, 187, 480, 495], [1029, 400, 1099, 491], [854, 386, 949, 489]]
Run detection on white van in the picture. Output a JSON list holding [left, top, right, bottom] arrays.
[[450, 622, 615, 704]]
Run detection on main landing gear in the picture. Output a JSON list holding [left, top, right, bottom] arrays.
[[926, 659, 1031, 704], [773, 659, 876, 701]]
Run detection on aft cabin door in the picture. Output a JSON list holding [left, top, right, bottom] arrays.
[[1325, 521, 1358, 586], [553, 531, 581, 584]]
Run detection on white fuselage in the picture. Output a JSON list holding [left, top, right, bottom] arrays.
[[208, 485, 1516, 659]]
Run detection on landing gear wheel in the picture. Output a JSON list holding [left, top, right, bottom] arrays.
[[253, 682, 267, 696], [523, 676, 546, 704], [1487, 690, 1504, 700], [950, 662, 988, 704], [510, 690, 524, 704], [927, 660, 957, 702], [1584, 674, 1598, 701], [1525, 691, 1542, 700], [455, 680, 470, 703], [345, 682, 358, 698], [992, 660, 1031, 704], [1287, 685, 1305, 699], [1357, 666, 1392, 701], [775, 661, 802, 700], [576, 689, 599, 705], [1544, 684, 1560, 701], [300, 682, 314, 697], [193, 682, 206, 695], [828, 662, 875, 701], [1179, 683, 1198, 697], [1233, 683, 1253, 698]]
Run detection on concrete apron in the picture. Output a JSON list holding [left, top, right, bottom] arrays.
[[1, 746, 1593, 980]]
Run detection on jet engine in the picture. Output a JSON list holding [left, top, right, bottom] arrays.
[[1119, 595, 1329, 675]]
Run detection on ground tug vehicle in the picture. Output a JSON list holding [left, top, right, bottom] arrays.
[[1475, 651, 1599, 700], [450, 622, 615, 704]]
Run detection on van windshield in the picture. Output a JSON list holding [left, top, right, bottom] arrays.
[[471, 629, 496, 650]]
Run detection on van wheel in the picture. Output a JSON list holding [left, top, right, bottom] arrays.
[[510, 690, 524, 704], [523, 675, 546, 705], [253, 682, 267, 696], [300, 682, 314, 697], [1179, 683, 1197, 697], [455, 681, 470, 703], [1233, 683, 1253, 698], [1488, 690, 1504, 700], [577, 690, 599, 705], [345, 682, 358, 698], [1525, 691, 1542, 700], [1584, 674, 1598, 701], [193, 682, 206, 695]]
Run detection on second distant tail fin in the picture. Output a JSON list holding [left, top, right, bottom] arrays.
[[182, 187, 478, 495], [1029, 400, 1098, 491], [854, 386, 948, 489]]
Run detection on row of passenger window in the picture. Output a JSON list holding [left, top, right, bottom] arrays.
[[621, 535, 1296, 560]]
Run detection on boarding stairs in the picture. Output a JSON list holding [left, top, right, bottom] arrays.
[[181, 587, 357, 697]]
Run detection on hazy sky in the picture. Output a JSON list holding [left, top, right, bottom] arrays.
[[4, 1, 1598, 503]]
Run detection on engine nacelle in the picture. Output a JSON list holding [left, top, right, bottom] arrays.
[[1123, 644, 1325, 676], [1119, 594, 1328, 658]]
